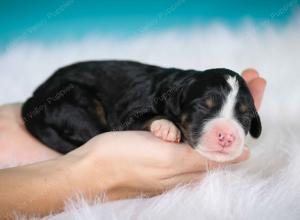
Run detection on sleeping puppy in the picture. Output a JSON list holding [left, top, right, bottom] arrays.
[[22, 60, 261, 162]]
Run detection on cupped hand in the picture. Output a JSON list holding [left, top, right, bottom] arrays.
[[69, 130, 251, 199]]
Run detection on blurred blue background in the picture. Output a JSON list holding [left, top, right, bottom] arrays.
[[0, 0, 300, 105], [0, 0, 299, 49]]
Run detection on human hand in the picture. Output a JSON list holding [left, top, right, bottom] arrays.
[[67, 131, 249, 200]]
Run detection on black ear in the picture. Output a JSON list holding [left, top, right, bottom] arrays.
[[250, 110, 262, 138]]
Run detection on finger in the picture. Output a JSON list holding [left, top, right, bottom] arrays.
[[175, 145, 250, 173], [162, 147, 249, 188], [242, 69, 259, 83], [203, 147, 250, 170], [247, 78, 267, 110]]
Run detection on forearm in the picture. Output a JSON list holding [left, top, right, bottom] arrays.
[[0, 154, 99, 219]]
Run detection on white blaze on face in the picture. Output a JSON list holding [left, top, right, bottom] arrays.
[[196, 76, 246, 162], [219, 76, 239, 119]]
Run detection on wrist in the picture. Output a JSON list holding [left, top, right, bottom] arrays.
[[66, 138, 126, 201]]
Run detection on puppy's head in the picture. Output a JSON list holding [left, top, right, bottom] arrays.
[[179, 69, 261, 162]]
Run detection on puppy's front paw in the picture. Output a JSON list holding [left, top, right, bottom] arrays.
[[150, 119, 181, 143]]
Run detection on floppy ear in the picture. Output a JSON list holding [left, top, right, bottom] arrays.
[[250, 110, 262, 138]]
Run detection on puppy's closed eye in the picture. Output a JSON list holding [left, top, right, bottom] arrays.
[[192, 96, 218, 112]]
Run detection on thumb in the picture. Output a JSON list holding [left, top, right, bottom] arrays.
[[229, 147, 250, 163], [178, 146, 250, 173]]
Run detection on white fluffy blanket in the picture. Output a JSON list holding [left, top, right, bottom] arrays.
[[1, 13, 300, 220]]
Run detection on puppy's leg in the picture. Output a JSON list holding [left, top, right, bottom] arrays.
[[39, 101, 108, 153], [148, 117, 181, 143], [22, 84, 108, 154]]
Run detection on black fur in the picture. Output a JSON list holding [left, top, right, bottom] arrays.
[[22, 60, 261, 154]]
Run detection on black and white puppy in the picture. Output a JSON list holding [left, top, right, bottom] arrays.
[[22, 60, 261, 162]]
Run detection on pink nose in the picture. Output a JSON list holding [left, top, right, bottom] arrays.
[[218, 132, 235, 148]]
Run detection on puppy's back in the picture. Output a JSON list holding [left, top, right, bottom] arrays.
[[21, 60, 166, 153]]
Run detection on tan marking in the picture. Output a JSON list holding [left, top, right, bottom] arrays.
[[179, 113, 189, 141], [239, 104, 248, 113], [180, 113, 188, 124], [94, 99, 107, 125]]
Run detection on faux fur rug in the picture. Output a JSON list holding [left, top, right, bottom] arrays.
[[1, 13, 300, 220]]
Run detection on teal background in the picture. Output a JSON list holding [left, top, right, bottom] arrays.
[[0, 0, 299, 47]]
